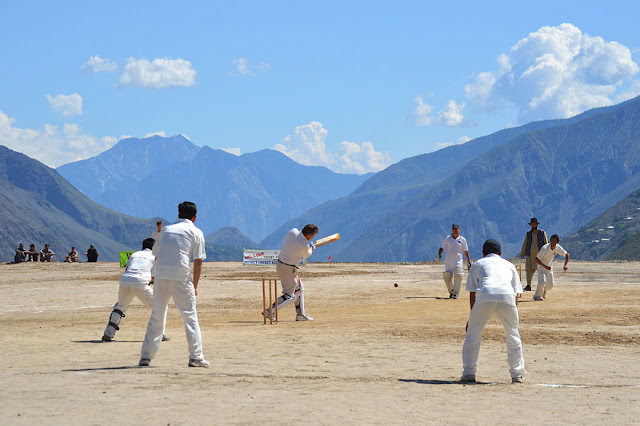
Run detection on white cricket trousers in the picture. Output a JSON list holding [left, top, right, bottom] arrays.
[[141, 277, 204, 361], [535, 265, 554, 298], [444, 264, 464, 296], [116, 285, 154, 310], [462, 301, 525, 379]]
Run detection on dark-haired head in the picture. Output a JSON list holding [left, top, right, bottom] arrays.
[[178, 201, 197, 220], [142, 238, 155, 250], [482, 239, 501, 256], [302, 224, 319, 237]]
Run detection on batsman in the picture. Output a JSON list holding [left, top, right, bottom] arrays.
[[264, 224, 319, 322]]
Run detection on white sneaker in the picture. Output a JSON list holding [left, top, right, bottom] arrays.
[[296, 314, 313, 321], [188, 358, 210, 368], [512, 375, 524, 383], [139, 358, 150, 367]]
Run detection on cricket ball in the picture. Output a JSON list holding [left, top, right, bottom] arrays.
[[394, 283, 398, 287]]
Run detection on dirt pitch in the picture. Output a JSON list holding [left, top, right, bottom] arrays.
[[1, 260, 639, 424]]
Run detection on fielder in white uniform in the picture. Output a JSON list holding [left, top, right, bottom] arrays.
[[264, 224, 318, 321], [139, 201, 209, 368], [102, 238, 169, 342], [462, 239, 525, 384], [437, 224, 471, 299], [534, 234, 569, 301]]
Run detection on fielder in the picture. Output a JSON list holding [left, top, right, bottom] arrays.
[[461, 239, 525, 384], [520, 218, 548, 291], [264, 224, 318, 321], [533, 234, 569, 301], [139, 201, 209, 368], [102, 238, 169, 342], [437, 224, 471, 299], [152, 220, 162, 240]]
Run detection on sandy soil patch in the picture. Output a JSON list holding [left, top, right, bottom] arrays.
[[0, 260, 639, 424]]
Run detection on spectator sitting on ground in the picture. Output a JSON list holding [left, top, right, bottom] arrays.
[[27, 244, 40, 262], [65, 247, 79, 263], [85, 245, 99, 262], [40, 244, 55, 262], [14, 244, 27, 263]]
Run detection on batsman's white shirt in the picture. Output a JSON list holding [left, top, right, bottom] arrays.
[[441, 235, 468, 269], [536, 243, 568, 268], [466, 253, 523, 305], [120, 248, 155, 289], [278, 228, 313, 265], [152, 218, 206, 281]]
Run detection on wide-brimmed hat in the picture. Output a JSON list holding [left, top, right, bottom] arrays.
[[528, 218, 539, 225]]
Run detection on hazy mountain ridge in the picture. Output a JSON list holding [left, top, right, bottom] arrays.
[[58, 138, 371, 242], [0, 145, 162, 262], [57, 135, 200, 200], [340, 96, 640, 261], [258, 101, 624, 256]]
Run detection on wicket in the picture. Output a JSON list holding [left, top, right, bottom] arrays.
[[515, 264, 522, 282], [262, 278, 279, 324]]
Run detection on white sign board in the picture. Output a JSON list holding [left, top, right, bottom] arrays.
[[242, 249, 306, 266], [243, 250, 280, 265]]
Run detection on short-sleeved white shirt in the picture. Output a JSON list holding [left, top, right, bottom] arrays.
[[152, 218, 206, 281], [152, 229, 161, 240], [441, 235, 468, 268], [278, 228, 313, 265], [536, 243, 568, 269], [466, 254, 523, 305], [120, 248, 155, 288]]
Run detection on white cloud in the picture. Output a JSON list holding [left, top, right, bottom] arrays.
[[411, 96, 475, 127], [274, 121, 391, 174], [82, 55, 118, 73], [230, 57, 271, 76], [144, 131, 166, 138], [465, 23, 640, 123], [0, 110, 117, 167], [119, 57, 197, 89], [46, 93, 83, 117], [220, 147, 241, 156]]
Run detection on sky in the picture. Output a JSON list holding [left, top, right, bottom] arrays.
[[1, 1, 640, 173]]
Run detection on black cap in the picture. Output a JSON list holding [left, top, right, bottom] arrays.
[[482, 239, 501, 255], [451, 223, 460, 229]]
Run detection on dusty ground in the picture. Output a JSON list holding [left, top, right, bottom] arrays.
[[0, 260, 639, 424]]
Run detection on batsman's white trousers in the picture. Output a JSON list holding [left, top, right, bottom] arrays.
[[141, 277, 204, 361], [535, 265, 554, 298], [462, 301, 525, 379], [116, 285, 154, 310]]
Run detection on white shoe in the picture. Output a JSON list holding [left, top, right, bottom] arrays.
[[512, 375, 524, 383], [139, 358, 150, 367], [533, 295, 543, 301], [188, 358, 210, 368], [296, 314, 313, 321]]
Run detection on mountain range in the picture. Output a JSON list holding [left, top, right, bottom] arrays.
[[0, 145, 162, 262], [563, 187, 640, 260], [261, 96, 640, 261], [57, 137, 371, 241]]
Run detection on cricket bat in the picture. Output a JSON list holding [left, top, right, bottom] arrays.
[[315, 233, 340, 247]]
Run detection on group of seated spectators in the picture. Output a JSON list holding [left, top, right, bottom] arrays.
[[13, 244, 99, 263]]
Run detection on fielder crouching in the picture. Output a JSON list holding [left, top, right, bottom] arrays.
[[102, 238, 169, 342], [461, 239, 526, 384], [264, 224, 318, 322]]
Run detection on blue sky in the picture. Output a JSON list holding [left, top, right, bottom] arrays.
[[1, 1, 639, 172]]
